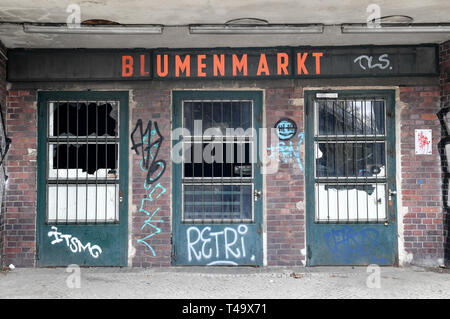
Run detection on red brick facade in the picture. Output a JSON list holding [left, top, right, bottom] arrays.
[[265, 88, 305, 266], [400, 86, 444, 265], [0, 81, 447, 267], [3, 89, 37, 267], [131, 89, 172, 267]]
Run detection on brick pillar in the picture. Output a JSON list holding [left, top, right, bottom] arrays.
[[3, 90, 37, 267], [265, 87, 305, 266], [131, 89, 172, 267], [400, 86, 443, 265], [439, 40, 450, 266]]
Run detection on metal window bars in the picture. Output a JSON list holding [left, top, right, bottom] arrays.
[[314, 98, 387, 223], [181, 100, 254, 223], [46, 100, 120, 224]]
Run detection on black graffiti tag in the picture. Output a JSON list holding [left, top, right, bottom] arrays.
[[131, 119, 166, 185]]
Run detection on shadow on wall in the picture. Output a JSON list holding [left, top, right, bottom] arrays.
[[437, 106, 450, 266]]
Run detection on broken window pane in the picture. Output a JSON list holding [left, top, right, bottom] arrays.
[[50, 144, 118, 177], [50, 102, 118, 137], [47, 100, 121, 224]]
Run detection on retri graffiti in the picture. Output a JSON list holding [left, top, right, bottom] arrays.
[[267, 132, 304, 172], [186, 224, 255, 265], [324, 226, 387, 264], [48, 226, 102, 258], [131, 119, 167, 256]]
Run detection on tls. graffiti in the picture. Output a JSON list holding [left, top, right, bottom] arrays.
[[131, 119, 167, 256], [48, 226, 102, 258], [324, 226, 387, 264], [186, 225, 255, 265]]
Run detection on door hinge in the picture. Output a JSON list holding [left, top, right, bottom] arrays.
[[172, 238, 177, 262], [35, 241, 40, 260]]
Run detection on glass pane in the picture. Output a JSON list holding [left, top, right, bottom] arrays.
[[315, 183, 386, 222], [183, 101, 252, 136], [183, 101, 193, 133], [318, 100, 385, 136], [184, 184, 252, 220], [183, 142, 252, 178], [48, 184, 118, 223], [315, 142, 385, 178]]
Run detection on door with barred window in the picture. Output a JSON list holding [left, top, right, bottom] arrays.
[[305, 90, 398, 266], [37, 91, 129, 266], [172, 91, 263, 266]]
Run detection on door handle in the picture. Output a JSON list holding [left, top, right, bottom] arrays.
[[389, 189, 396, 201], [254, 190, 262, 202], [119, 189, 123, 203]]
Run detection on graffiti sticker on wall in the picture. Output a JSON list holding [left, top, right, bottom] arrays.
[[274, 118, 297, 140], [415, 129, 432, 155]]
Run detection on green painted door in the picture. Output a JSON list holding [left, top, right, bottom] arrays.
[[37, 91, 129, 266], [305, 90, 398, 266], [172, 91, 263, 266]]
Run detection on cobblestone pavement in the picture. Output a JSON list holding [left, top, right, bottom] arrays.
[[0, 266, 449, 299]]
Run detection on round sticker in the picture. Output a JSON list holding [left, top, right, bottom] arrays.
[[275, 118, 297, 140]]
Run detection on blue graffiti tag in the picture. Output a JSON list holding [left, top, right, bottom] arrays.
[[131, 119, 167, 256], [324, 226, 387, 264], [267, 132, 304, 172]]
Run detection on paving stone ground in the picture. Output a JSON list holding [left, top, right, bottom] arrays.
[[0, 266, 449, 299]]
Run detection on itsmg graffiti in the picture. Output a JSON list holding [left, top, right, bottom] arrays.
[[186, 224, 254, 265], [131, 119, 167, 256], [267, 132, 304, 172], [324, 226, 387, 264], [48, 226, 102, 258]]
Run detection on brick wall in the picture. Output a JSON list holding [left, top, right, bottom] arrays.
[[3, 90, 37, 267], [0, 83, 446, 267], [400, 86, 444, 265], [439, 40, 450, 266], [131, 89, 172, 267], [265, 87, 305, 266]]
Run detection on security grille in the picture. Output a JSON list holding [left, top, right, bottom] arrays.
[[47, 100, 120, 223], [182, 100, 254, 223], [314, 98, 387, 223]]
